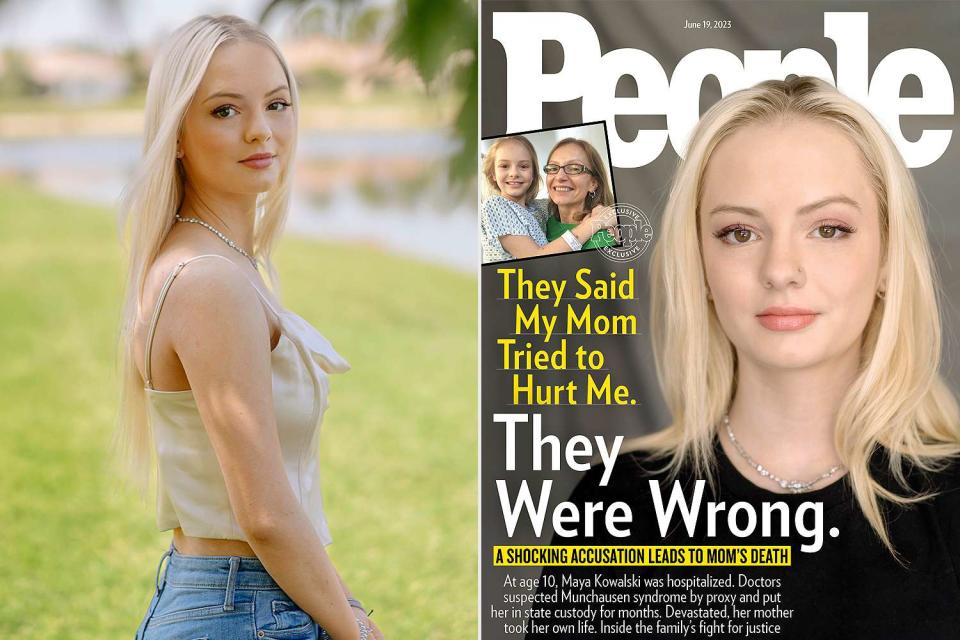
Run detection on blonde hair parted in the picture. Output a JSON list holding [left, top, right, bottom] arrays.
[[481, 135, 541, 205], [114, 15, 300, 492], [644, 76, 960, 556]]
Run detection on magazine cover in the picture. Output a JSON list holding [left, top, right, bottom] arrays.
[[481, 1, 960, 639]]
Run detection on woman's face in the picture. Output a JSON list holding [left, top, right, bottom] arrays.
[[493, 140, 534, 203], [179, 40, 294, 197], [546, 143, 599, 209], [699, 119, 884, 373]]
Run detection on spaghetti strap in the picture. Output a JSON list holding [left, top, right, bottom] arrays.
[[143, 254, 283, 390]]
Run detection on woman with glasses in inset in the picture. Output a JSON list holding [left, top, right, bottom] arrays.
[[480, 135, 618, 264], [542, 138, 618, 250]]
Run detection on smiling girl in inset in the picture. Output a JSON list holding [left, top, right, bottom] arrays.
[[480, 135, 617, 263]]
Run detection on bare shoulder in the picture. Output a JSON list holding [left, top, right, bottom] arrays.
[[159, 254, 268, 351], [137, 248, 274, 392]]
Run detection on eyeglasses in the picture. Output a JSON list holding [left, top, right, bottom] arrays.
[[543, 163, 596, 176]]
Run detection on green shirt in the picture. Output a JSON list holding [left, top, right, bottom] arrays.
[[545, 215, 617, 250]]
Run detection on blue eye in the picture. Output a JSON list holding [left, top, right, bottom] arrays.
[[212, 105, 238, 119], [268, 100, 291, 111]]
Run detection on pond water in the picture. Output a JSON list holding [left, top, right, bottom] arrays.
[[0, 130, 477, 272]]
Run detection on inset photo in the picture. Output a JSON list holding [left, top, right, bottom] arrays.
[[480, 121, 619, 265]]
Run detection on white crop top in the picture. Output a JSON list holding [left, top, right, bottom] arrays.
[[143, 254, 349, 545]]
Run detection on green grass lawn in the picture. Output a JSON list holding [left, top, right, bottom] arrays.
[[0, 179, 477, 638]]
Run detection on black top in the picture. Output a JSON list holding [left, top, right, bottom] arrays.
[[525, 439, 960, 639]]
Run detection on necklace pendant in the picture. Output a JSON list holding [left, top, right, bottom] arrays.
[[784, 480, 808, 493], [724, 414, 842, 496]]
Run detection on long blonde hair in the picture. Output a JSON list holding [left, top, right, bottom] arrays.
[[643, 76, 960, 556], [114, 15, 300, 492]]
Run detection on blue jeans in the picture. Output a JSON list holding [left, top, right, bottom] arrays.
[[134, 543, 330, 640]]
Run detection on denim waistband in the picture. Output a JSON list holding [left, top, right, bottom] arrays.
[[162, 544, 281, 590]]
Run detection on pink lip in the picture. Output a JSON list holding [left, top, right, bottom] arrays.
[[239, 153, 276, 169], [756, 306, 819, 331]]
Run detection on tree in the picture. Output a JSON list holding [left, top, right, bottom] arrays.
[[261, 0, 477, 188]]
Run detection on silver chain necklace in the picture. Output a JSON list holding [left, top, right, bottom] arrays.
[[723, 415, 844, 494], [175, 213, 258, 268]]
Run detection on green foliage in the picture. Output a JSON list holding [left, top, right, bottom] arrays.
[[120, 48, 149, 95], [355, 174, 390, 205], [347, 5, 391, 43], [388, 0, 477, 186], [449, 39, 477, 185], [262, 0, 353, 36], [259, 0, 478, 188], [387, 0, 474, 86], [0, 49, 44, 98], [299, 65, 347, 91], [0, 179, 476, 638]]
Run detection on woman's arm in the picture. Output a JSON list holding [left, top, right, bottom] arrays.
[[165, 260, 360, 640], [335, 570, 385, 640], [500, 205, 619, 259]]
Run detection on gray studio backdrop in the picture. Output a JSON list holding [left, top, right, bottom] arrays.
[[480, 1, 960, 637]]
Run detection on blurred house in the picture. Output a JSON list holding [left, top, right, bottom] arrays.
[[279, 34, 423, 98], [22, 49, 129, 104]]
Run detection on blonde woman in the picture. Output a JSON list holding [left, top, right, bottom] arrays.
[[528, 77, 960, 638], [116, 16, 381, 640]]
